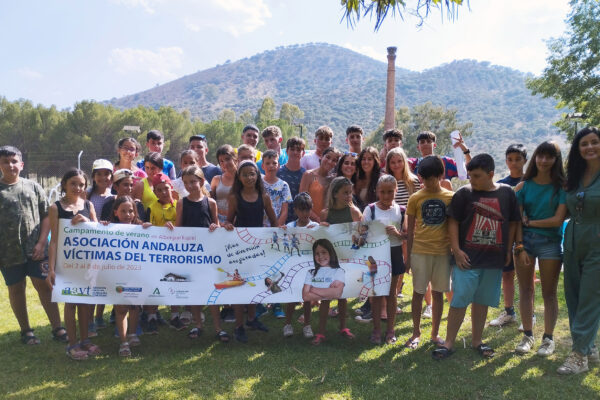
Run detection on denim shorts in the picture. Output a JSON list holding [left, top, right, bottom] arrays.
[[523, 230, 562, 260]]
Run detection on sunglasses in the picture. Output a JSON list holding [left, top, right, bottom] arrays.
[[345, 151, 357, 157], [576, 191, 585, 213]]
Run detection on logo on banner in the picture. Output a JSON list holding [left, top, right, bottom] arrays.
[[149, 287, 165, 298], [115, 286, 143, 293], [160, 273, 190, 282], [61, 286, 91, 297], [168, 287, 190, 299]]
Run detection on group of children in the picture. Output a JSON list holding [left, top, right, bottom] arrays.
[[0, 122, 594, 375]]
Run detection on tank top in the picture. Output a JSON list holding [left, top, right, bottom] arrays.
[[141, 178, 158, 209], [181, 197, 212, 228], [215, 176, 232, 223], [55, 200, 92, 220], [326, 206, 352, 224], [308, 178, 324, 218], [235, 194, 264, 227]]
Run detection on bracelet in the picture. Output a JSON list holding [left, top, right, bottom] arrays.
[[463, 149, 471, 155], [514, 247, 524, 255]]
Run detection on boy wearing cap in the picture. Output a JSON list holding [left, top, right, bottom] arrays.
[[0, 145, 65, 345], [189, 135, 222, 185], [257, 126, 288, 174], [136, 130, 176, 179]]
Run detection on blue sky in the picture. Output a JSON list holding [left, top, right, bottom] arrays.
[[0, 0, 570, 109]]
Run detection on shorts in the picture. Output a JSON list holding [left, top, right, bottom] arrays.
[[450, 267, 502, 308], [411, 253, 451, 294], [1, 258, 48, 286], [523, 230, 562, 260], [390, 246, 405, 276]]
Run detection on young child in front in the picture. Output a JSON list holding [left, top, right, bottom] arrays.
[[175, 166, 229, 342], [257, 126, 288, 173], [262, 150, 292, 227], [361, 174, 407, 345], [283, 193, 319, 338], [318, 176, 362, 342], [171, 150, 204, 200], [224, 160, 278, 343], [0, 146, 65, 346], [405, 156, 454, 349], [48, 168, 101, 360], [432, 154, 520, 360], [302, 239, 346, 345], [489, 144, 527, 329]]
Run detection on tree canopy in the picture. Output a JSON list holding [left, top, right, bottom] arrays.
[[527, 0, 600, 139]]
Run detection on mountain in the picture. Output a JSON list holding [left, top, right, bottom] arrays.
[[108, 43, 564, 165]]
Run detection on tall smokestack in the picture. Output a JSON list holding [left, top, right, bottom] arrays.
[[384, 46, 397, 131]]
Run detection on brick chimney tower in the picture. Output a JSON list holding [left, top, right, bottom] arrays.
[[384, 46, 397, 130]]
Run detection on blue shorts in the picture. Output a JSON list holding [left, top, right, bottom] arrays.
[[0, 258, 48, 286], [450, 267, 502, 308], [523, 230, 562, 260]]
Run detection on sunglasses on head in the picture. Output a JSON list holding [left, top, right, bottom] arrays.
[[344, 151, 357, 157]]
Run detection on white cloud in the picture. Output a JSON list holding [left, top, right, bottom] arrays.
[[209, 0, 271, 36], [17, 67, 43, 80], [342, 43, 387, 63], [108, 47, 184, 79]]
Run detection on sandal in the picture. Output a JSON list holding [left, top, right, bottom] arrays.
[[119, 342, 131, 357], [216, 330, 230, 343], [432, 346, 455, 360], [312, 333, 326, 345], [339, 328, 355, 339], [52, 326, 68, 343], [385, 332, 397, 345], [370, 331, 382, 345], [474, 343, 495, 358], [188, 327, 202, 339], [21, 329, 40, 345], [66, 344, 88, 360], [127, 334, 141, 347], [404, 337, 420, 350], [80, 338, 102, 356], [431, 337, 446, 347]]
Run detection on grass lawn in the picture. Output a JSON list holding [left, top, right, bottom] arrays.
[[1, 273, 599, 400]]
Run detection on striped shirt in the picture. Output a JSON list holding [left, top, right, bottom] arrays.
[[395, 178, 420, 207]]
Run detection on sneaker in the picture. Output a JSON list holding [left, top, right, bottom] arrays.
[[557, 351, 589, 375], [234, 326, 248, 343], [518, 314, 536, 332], [515, 335, 535, 354], [146, 318, 158, 335], [589, 346, 599, 364], [489, 311, 517, 327], [422, 305, 433, 319], [88, 322, 98, 338], [302, 325, 314, 338], [355, 310, 373, 323], [169, 317, 185, 331], [355, 300, 371, 316], [537, 337, 555, 357], [283, 324, 293, 337], [246, 318, 269, 332], [273, 304, 285, 319], [95, 316, 106, 329], [222, 308, 236, 323], [255, 304, 267, 318]]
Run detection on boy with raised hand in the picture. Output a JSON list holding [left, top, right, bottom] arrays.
[[345, 125, 364, 154], [137, 129, 176, 179], [262, 150, 292, 228], [432, 154, 520, 360], [380, 129, 403, 169], [277, 137, 306, 224], [0, 146, 66, 345], [405, 155, 454, 350], [409, 131, 471, 181], [188, 135, 222, 185], [489, 144, 528, 328], [257, 126, 288, 174], [300, 126, 334, 170], [239, 124, 262, 162]]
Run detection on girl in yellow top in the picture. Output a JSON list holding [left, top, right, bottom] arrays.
[[133, 152, 165, 210]]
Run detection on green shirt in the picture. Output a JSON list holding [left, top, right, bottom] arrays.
[[516, 180, 565, 239], [0, 178, 48, 267]]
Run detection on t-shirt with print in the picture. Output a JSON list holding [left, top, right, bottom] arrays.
[[0, 178, 49, 267], [304, 266, 345, 294], [362, 203, 405, 247], [409, 156, 458, 181], [263, 178, 292, 227], [277, 165, 306, 223], [516, 180, 566, 240], [406, 188, 454, 255], [448, 184, 520, 270], [497, 175, 522, 187]]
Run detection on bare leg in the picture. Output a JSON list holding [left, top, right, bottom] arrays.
[[191, 305, 204, 329], [318, 300, 330, 336], [64, 303, 78, 346], [371, 296, 382, 333], [503, 270, 515, 308], [31, 277, 62, 329], [247, 304, 256, 321], [127, 306, 139, 335], [208, 305, 221, 332], [234, 305, 244, 328], [539, 259, 562, 336], [338, 299, 348, 331], [431, 290, 444, 341], [115, 305, 128, 343], [444, 306, 467, 350], [516, 254, 536, 331], [386, 276, 399, 335], [471, 303, 489, 348], [303, 301, 312, 326], [285, 303, 296, 325], [424, 283, 432, 306], [77, 304, 90, 342], [7, 280, 30, 331], [410, 291, 424, 341]]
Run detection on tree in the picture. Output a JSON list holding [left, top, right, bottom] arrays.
[[365, 102, 473, 156], [527, 0, 600, 139], [341, 0, 466, 31], [279, 102, 304, 124]]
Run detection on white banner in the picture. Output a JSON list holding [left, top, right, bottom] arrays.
[[52, 219, 392, 305]]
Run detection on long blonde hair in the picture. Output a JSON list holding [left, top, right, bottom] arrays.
[[181, 165, 210, 198], [385, 147, 418, 195]]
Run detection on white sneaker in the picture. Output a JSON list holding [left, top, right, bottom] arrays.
[[518, 314, 536, 332], [422, 305, 432, 319], [515, 335, 535, 354], [557, 351, 589, 375], [302, 325, 314, 338], [283, 324, 293, 337], [589, 346, 599, 364], [537, 337, 555, 357], [489, 311, 517, 327]]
